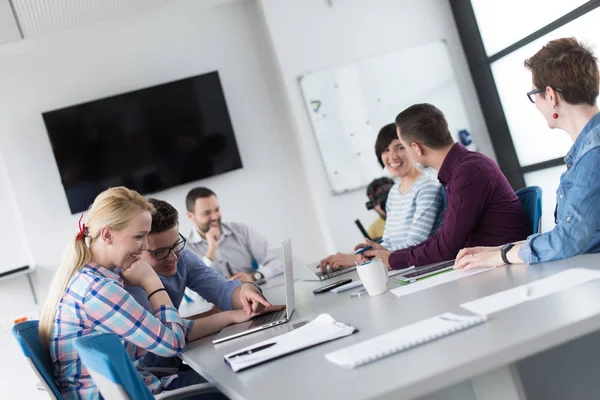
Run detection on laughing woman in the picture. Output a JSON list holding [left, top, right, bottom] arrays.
[[319, 123, 444, 270], [40, 187, 224, 399]]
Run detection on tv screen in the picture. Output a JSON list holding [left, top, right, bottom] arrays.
[[43, 71, 243, 214]]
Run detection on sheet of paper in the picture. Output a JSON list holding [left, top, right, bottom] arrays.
[[461, 268, 600, 316], [224, 313, 356, 372], [391, 267, 495, 298]]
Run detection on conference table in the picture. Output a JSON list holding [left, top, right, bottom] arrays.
[[181, 254, 600, 400]]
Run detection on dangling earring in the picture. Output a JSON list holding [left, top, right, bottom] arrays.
[[552, 105, 558, 119]]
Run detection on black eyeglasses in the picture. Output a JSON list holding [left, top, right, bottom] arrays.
[[146, 233, 186, 260], [526, 86, 564, 103]]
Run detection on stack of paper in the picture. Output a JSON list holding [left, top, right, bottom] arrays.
[[224, 314, 356, 372]]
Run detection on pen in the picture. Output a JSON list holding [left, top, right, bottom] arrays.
[[228, 342, 276, 358], [355, 239, 384, 255], [225, 261, 234, 277]]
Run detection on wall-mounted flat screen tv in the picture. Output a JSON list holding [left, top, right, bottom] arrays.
[[43, 71, 243, 213]]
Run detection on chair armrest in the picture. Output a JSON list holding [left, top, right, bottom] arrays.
[[155, 383, 219, 399], [139, 366, 179, 377]]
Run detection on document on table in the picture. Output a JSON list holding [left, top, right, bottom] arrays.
[[224, 313, 356, 372], [461, 268, 600, 316], [390, 266, 495, 298]]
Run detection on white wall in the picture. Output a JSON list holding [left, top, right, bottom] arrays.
[[0, 0, 494, 396], [258, 0, 495, 252]]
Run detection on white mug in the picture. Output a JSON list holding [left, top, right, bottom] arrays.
[[356, 258, 389, 296]]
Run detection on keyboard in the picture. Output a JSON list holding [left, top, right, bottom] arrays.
[[249, 309, 286, 328], [318, 266, 356, 280]]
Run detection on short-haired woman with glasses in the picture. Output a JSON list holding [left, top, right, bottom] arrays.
[[456, 37, 600, 270]]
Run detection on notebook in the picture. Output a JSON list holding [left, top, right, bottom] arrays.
[[225, 313, 356, 372], [325, 313, 486, 369]]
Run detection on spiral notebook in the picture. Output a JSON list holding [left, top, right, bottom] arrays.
[[325, 313, 486, 369]]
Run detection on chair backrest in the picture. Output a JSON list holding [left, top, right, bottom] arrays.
[[74, 333, 154, 400], [12, 320, 62, 399], [516, 186, 543, 234]]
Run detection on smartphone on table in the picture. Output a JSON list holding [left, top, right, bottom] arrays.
[[313, 279, 353, 294], [396, 260, 455, 285]]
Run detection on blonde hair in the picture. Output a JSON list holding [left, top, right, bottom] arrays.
[[39, 187, 155, 348]]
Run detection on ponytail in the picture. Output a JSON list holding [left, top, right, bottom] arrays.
[[39, 234, 91, 349]]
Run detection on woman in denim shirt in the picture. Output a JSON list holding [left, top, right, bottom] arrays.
[[456, 37, 600, 269]]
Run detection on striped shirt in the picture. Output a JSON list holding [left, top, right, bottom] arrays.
[[382, 174, 444, 251], [51, 263, 191, 399]]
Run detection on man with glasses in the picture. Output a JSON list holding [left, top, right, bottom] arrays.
[[126, 199, 282, 372], [127, 198, 277, 314]]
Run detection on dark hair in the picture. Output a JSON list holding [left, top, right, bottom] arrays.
[[525, 37, 599, 106], [395, 103, 454, 149], [374, 123, 398, 168], [366, 177, 394, 211], [185, 187, 217, 212], [147, 198, 179, 233]]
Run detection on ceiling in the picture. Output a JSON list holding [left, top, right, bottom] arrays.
[[10, 0, 178, 38]]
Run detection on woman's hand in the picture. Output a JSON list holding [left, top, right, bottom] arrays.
[[318, 253, 359, 272], [121, 259, 161, 291]]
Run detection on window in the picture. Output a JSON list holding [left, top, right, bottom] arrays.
[[490, 7, 600, 167], [471, 0, 587, 56]]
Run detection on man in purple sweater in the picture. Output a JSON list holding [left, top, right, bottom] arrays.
[[365, 103, 530, 270]]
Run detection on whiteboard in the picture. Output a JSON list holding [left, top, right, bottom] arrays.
[[299, 40, 472, 194]]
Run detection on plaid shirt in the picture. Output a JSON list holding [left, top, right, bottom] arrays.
[[50, 263, 188, 399]]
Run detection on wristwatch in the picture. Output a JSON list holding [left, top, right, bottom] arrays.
[[500, 243, 515, 265], [253, 271, 264, 281]]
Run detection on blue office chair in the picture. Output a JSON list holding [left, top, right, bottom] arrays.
[[516, 186, 543, 234], [12, 320, 62, 399], [74, 333, 218, 399]]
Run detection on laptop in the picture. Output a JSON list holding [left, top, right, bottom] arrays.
[[293, 253, 356, 281], [212, 238, 295, 344]]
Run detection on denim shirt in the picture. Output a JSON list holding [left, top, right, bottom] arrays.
[[519, 112, 600, 264]]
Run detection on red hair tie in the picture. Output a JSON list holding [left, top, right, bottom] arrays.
[[76, 214, 87, 241]]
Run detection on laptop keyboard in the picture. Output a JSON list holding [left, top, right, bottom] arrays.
[[248, 309, 286, 328], [319, 267, 356, 280]]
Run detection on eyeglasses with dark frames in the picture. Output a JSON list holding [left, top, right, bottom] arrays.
[[146, 233, 186, 260], [526, 86, 564, 103]]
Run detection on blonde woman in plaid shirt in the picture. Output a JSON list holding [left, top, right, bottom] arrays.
[[39, 187, 228, 399]]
